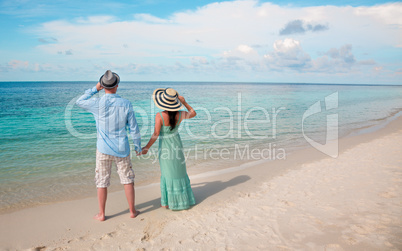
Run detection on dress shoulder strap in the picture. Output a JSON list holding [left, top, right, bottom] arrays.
[[178, 111, 182, 124], [159, 112, 165, 126]]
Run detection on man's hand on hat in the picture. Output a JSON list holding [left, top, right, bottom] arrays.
[[96, 82, 104, 91]]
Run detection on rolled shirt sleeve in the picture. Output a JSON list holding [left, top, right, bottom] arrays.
[[75, 86, 99, 114]]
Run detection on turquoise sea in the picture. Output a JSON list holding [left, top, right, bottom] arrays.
[[1, 82, 402, 213]]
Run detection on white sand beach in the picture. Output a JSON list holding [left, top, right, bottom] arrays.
[[1, 117, 402, 251]]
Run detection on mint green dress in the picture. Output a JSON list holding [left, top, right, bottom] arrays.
[[158, 112, 196, 210]]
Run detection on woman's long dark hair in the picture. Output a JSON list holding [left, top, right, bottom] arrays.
[[167, 111, 178, 130]]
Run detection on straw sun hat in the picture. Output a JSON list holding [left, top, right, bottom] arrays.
[[153, 88, 183, 111]]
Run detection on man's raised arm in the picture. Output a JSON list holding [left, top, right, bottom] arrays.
[[76, 83, 103, 113]]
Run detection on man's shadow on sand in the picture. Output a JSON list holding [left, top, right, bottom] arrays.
[[108, 175, 250, 219]]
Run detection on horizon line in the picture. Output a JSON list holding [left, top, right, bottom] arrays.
[[0, 81, 401, 87]]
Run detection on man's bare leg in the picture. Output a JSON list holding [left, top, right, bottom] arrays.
[[124, 183, 140, 218], [94, 187, 107, 221]]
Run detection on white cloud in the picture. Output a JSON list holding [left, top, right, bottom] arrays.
[[8, 0, 398, 83], [311, 45, 357, 73], [134, 14, 170, 24], [264, 38, 311, 69], [33, 1, 400, 58], [326, 44, 355, 63], [374, 66, 383, 72], [358, 59, 376, 66], [237, 45, 254, 54], [354, 3, 402, 26], [8, 60, 29, 70], [223, 44, 258, 59], [191, 56, 209, 66], [354, 3, 402, 48], [1, 60, 53, 73], [279, 19, 329, 35], [75, 16, 116, 24], [273, 39, 300, 53]]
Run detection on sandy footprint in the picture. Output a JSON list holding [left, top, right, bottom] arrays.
[[281, 200, 295, 207], [350, 224, 373, 235], [325, 243, 344, 251], [100, 231, 117, 240], [30, 246, 47, 251], [141, 219, 167, 243], [379, 191, 397, 198]]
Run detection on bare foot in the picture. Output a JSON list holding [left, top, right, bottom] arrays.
[[94, 213, 105, 221], [130, 210, 140, 218], [160, 205, 169, 209]]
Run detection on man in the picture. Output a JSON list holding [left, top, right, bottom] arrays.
[[76, 70, 141, 221]]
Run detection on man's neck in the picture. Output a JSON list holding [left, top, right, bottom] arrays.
[[104, 90, 117, 94]]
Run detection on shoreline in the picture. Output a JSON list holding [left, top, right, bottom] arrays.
[[1, 115, 402, 249]]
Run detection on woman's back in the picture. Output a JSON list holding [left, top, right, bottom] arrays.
[[159, 111, 182, 136]]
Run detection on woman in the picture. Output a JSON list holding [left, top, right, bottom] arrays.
[[140, 88, 196, 210]]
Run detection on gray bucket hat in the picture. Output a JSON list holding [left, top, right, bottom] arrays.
[[99, 70, 120, 89]]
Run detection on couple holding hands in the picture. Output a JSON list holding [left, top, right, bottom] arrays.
[[76, 70, 196, 221]]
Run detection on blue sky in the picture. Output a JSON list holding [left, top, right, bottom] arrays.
[[0, 0, 401, 84]]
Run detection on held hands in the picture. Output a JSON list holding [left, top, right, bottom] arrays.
[[137, 148, 149, 156], [96, 82, 104, 91]]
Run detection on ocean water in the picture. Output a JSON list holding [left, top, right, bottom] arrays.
[[0, 82, 401, 213]]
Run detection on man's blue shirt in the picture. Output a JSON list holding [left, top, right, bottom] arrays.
[[76, 86, 141, 157]]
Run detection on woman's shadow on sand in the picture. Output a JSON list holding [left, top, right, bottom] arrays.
[[110, 175, 251, 217], [191, 175, 251, 203]]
